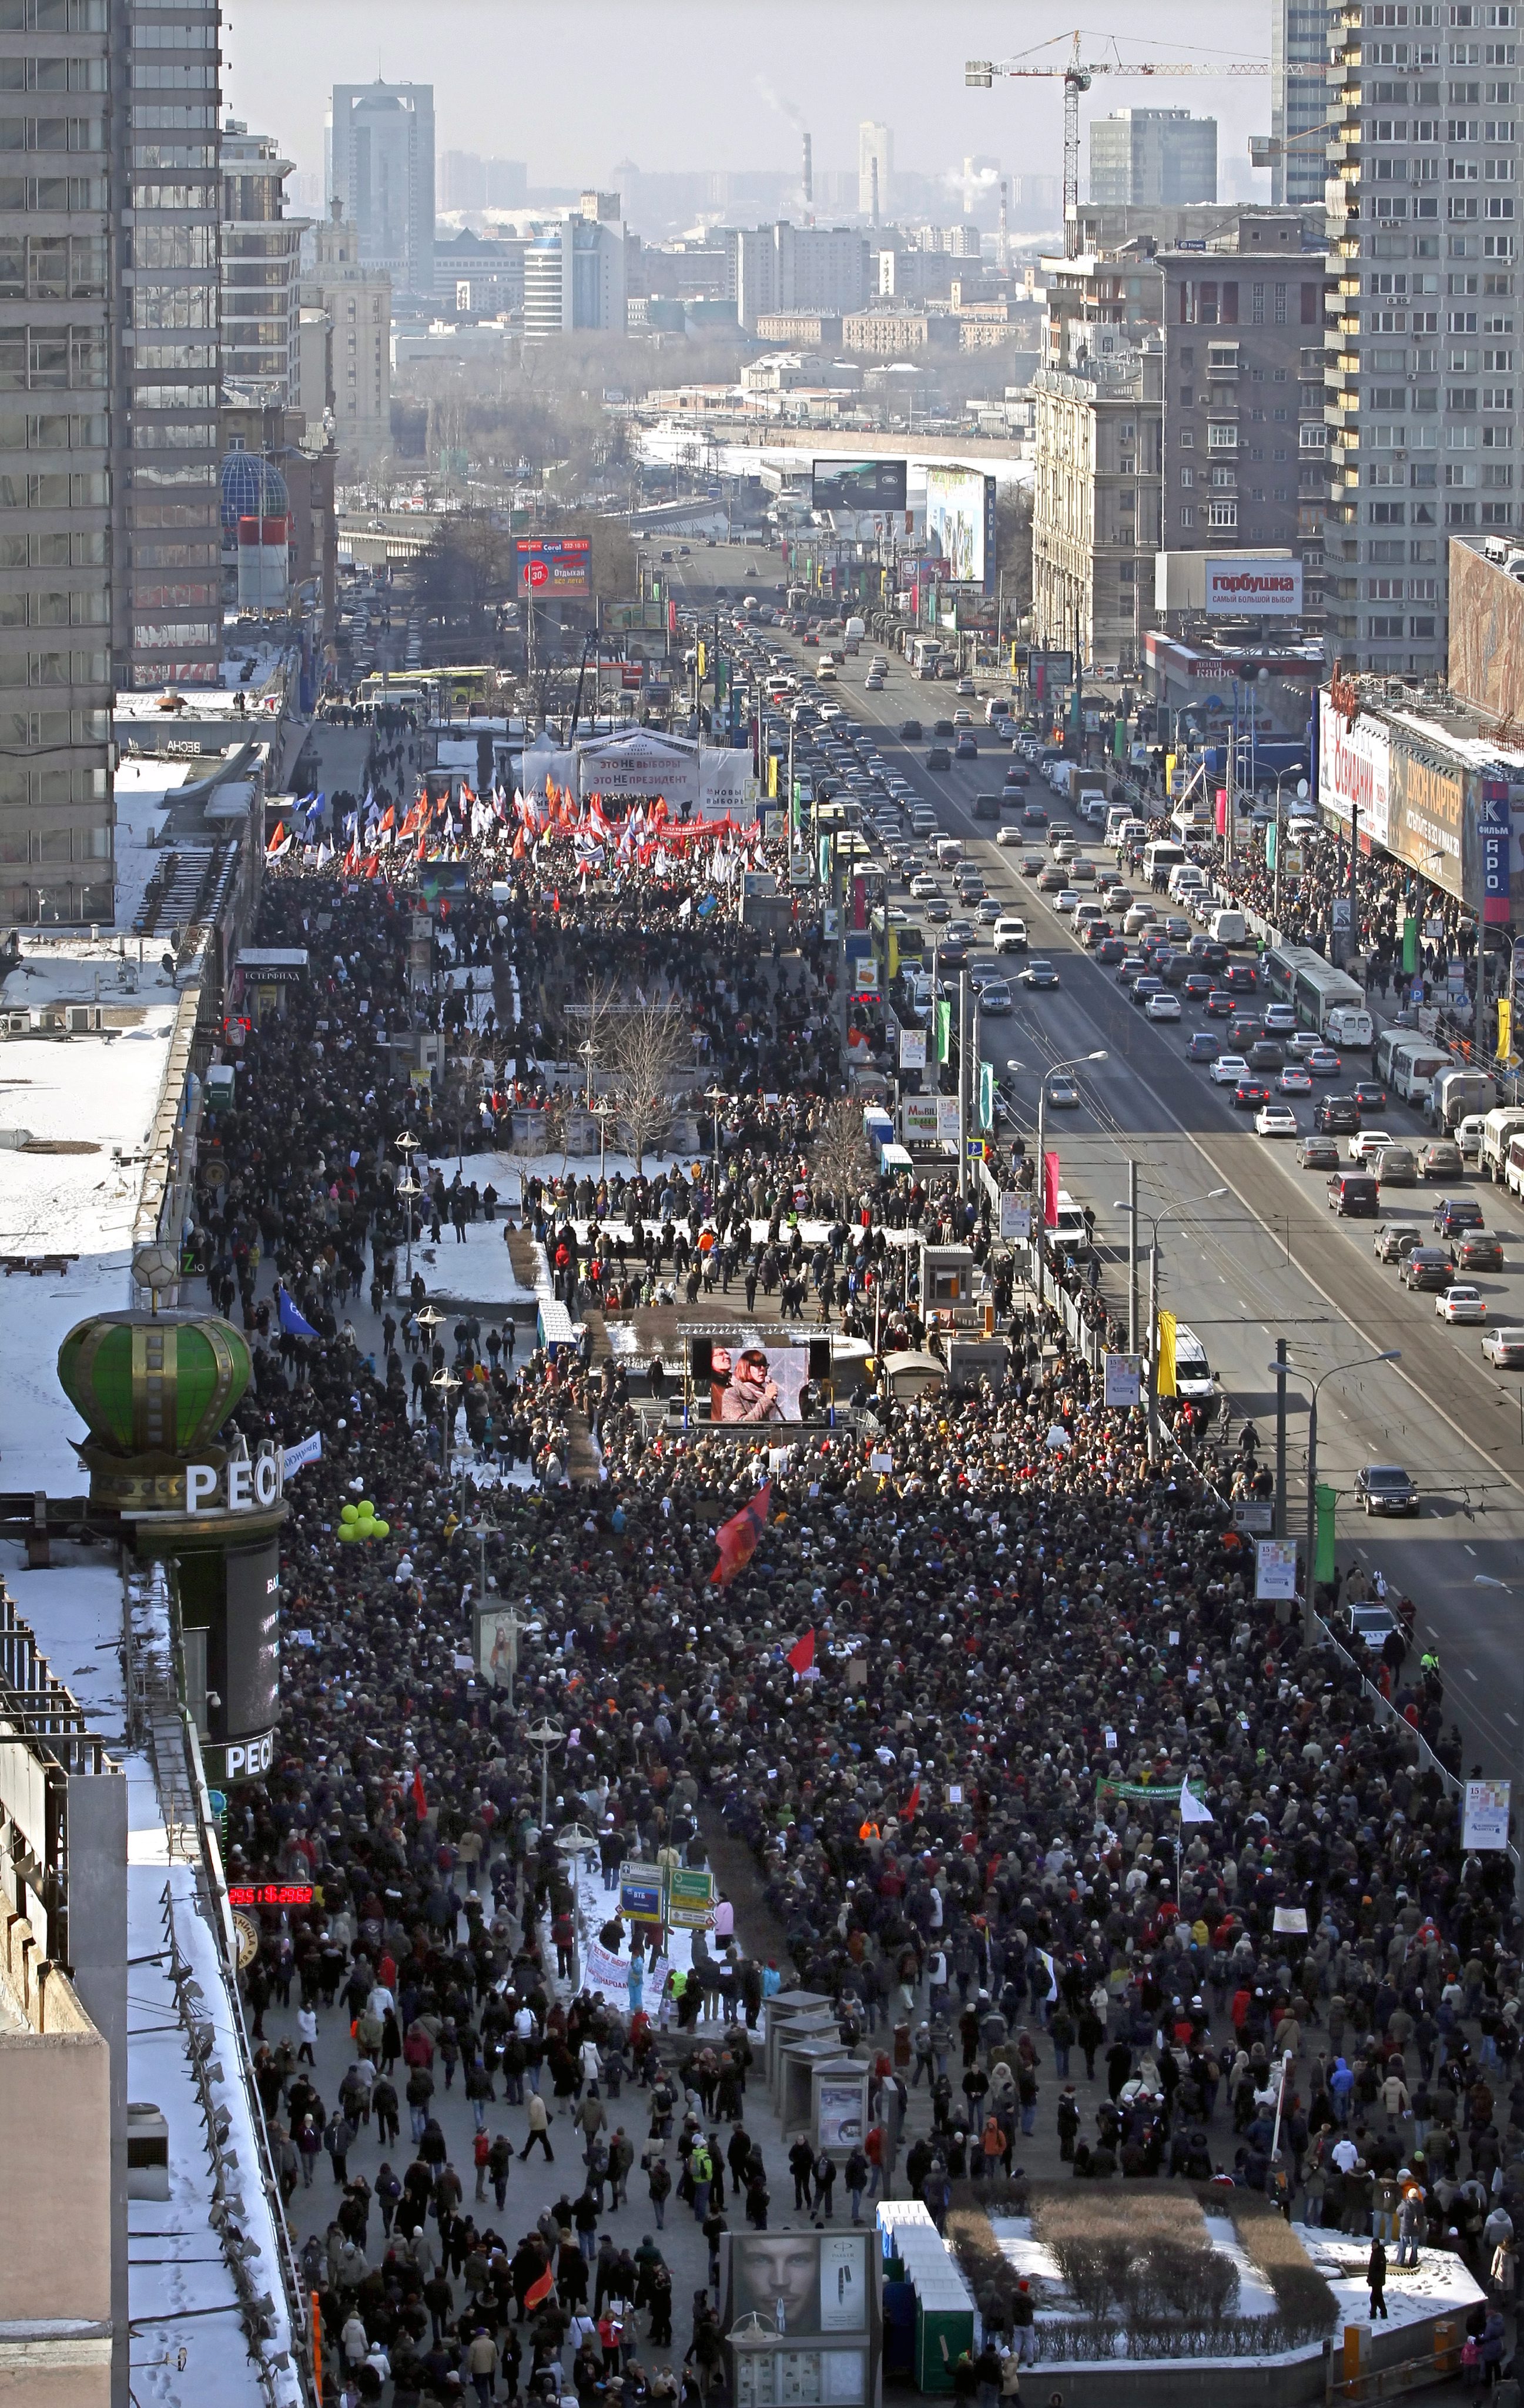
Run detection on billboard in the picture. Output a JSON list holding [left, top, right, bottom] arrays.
[[1205, 557, 1304, 616], [515, 536, 592, 597], [1389, 737, 1468, 903], [925, 467, 997, 593], [810, 458, 907, 513], [1449, 534, 1524, 717], [1318, 694, 1391, 852], [690, 1336, 811, 1423], [721, 2228, 879, 2406]]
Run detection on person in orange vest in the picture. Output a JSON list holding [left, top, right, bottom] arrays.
[[859, 1817, 881, 1842]]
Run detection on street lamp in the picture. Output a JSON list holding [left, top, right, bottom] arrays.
[[397, 1168, 421, 1287], [580, 1037, 597, 1111], [525, 1714, 565, 1833], [431, 1364, 462, 1473], [1032, 1052, 1108, 1316], [1113, 1189, 1228, 1459], [705, 1083, 728, 1196], [593, 1098, 618, 1184], [1273, 1350, 1402, 1641]]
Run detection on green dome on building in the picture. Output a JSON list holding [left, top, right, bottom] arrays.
[[58, 1310, 251, 1461]]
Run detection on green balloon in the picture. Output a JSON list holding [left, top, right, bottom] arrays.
[[372, 1517, 389, 1537], [340, 1502, 358, 1523]]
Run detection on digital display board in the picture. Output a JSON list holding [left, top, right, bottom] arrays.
[[925, 467, 997, 593], [515, 536, 592, 597], [223, 1533, 281, 1741], [228, 1884, 314, 1908], [810, 459, 908, 513]]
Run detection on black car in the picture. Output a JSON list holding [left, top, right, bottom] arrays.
[[939, 938, 969, 970], [1188, 937, 1229, 971], [1402, 1245, 1453, 1290], [926, 747, 952, 771], [973, 792, 1001, 822], [1355, 1463, 1419, 1517], [1094, 936, 1126, 966], [1353, 1079, 1387, 1113], [899, 720, 923, 742], [1433, 1196, 1485, 1236], [1234, 1078, 1273, 1111], [954, 735, 978, 760], [1247, 1039, 1286, 1071], [1184, 971, 1215, 1002], [1315, 1094, 1361, 1133], [1021, 959, 1060, 989], [1002, 767, 1029, 790], [1131, 976, 1164, 1009], [933, 719, 957, 738]]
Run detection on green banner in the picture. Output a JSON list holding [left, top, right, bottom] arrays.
[[977, 1060, 994, 1133], [1314, 1481, 1338, 1584], [1098, 1778, 1209, 1804], [1402, 914, 1418, 976], [935, 999, 951, 1065], [1265, 822, 1277, 871]]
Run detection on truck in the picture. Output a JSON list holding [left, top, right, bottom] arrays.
[[1057, 761, 1107, 810], [1483, 1105, 1524, 1182], [843, 615, 866, 655], [910, 637, 943, 680], [1506, 1132, 1524, 1203], [935, 837, 964, 869], [1426, 1065, 1494, 1131]]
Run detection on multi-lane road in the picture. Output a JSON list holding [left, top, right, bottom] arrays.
[[668, 544, 1524, 1779]]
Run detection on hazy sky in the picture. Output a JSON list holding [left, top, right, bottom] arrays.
[[228, 0, 1274, 203]]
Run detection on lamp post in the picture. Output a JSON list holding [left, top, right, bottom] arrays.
[[396, 1169, 421, 1287], [580, 1038, 597, 1111], [1033, 1051, 1108, 1317], [1116, 1190, 1229, 1459], [1473, 1575, 1524, 1922], [1273, 1349, 1402, 1641], [705, 1083, 727, 1196], [593, 1099, 618, 1185], [431, 1364, 462, 1474], [525, 1714, 564, 1834]]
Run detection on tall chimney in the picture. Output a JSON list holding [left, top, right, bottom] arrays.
[[999, 178, 1009, 273], [802, 129, 812, 208]]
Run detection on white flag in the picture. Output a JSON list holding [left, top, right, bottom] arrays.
[[1180, 1778, 1214, 1825]]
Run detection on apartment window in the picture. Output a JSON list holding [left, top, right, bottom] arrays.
[[1180, 465, 1194, 487], [1207, 500, 1238, 527], [1252, 282, 1265, 323], [1179, 506, 1194, 526], [1207, 422, 1238, 449]]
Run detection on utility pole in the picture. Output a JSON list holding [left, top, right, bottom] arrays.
[[1147, 1240, 1159, 1463], [1273, 1335, 1288, 1541], [956, 971, 969, 1200], [1304, 1384, 1320, 1646], [1348, 800, 1360, 966], [1127, 1158, 1139, 1358]]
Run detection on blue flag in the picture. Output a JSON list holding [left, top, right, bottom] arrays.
[[276, 1285, 319, 1340]]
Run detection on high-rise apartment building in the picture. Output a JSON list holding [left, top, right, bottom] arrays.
[[522, 210, 627, 340], [1322, 0, 1521, 675], [299, 199, 391, 461], [735, 222, 871, 333], [116, 0, 223, 698], [327, 81, 434, 307], [1089, 110, 1218, 208], [220, 120, 305, 404], [1272, 0, 1337, 205], [0, 0, 112, 924], [858, 122, 892, 221]]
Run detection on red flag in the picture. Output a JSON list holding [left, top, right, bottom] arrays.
[[1042, 1149, 1060, 1230], [899, 1782, 922, 1822], [524, 2264, 555, 2312], [411, 1766, 426, 1820], [786, 1628, 815, 1674], [709, 1480, 772, 1587]]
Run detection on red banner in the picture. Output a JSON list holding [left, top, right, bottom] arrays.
[[1043, 1149, 1060, 1229], [1215, 788, 1228, 834]]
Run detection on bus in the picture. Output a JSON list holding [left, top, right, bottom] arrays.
[[1264, 943, 1324, 1004], [910, 638, 944, 681]]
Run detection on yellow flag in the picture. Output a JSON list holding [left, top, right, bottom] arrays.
[[767, 754, 778, 798], [1500, 997, 1513, 1065], [697, 640, 707, 678], [1155, 1308, 1177, 1399]]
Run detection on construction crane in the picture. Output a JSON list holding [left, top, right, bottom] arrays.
[[966, 34, 1298, 256]]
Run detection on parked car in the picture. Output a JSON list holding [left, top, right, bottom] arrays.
[[1355, 1463, 1419, 1516]]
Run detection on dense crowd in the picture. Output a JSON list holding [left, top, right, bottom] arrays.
[[209, 844, 1523, 2408]]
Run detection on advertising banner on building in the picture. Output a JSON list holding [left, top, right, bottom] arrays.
[[515, 536, 591, 597], [1389, 737, 1469, 903], [1463, 1777, 1512, 1851], [925, 467, 997, 594], [1482, 774, 1512, 924], [1318, 694, 1391, 851], [1205, 557, 1304, 616]]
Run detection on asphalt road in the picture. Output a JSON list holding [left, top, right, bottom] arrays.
[[673, 546, 1524, 1782]]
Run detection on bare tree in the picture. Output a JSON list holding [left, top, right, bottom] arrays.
[[812, 1097, 873, 1216], [612, 1001, 689, 1174], [569, 972, 622, 1102]]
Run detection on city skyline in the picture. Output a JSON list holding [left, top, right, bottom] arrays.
[[227, 0, 1276, 216]]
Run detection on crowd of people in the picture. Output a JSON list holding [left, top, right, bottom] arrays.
[[203, 827, 1524, 2408]]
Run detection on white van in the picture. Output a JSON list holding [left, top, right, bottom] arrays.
[[1325, 1004, 1374, 1050], [1168, 864, 1208, 901], [936, 837, 964, 869], [1143, 840, 1187, 883], [1051, 1189, 1091, 1256], [1106, 806, 1134, 845], [1209, 909, 1247, 947], [1171, 1323, 1218, 1413], [1391, 1047, 1451, 1105]]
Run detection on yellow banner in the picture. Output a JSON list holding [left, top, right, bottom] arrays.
[[1156, 1308, 1177, 1399], [697, 640, 707, 678], [767, 755, 778, 798], [1500, 998, 1513, 1065]]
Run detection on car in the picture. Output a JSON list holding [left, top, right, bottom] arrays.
[[1116, 955, 1150, 987], [1094, 937, 1126, 966], [909, 874, 939, 898], [1002, 767, 1029, 790], [1355, 1463, 1419, 1517], [1204, 989, 1235, 1017], [939, 937, 969, 969], [1186, 1032, 1222, 1063], [1018, 851, 1046, 877], [1021, 803, 1050, 828], [1257, 1103, 1299, 1138], [1287, 1030, 1325, 1061], [1234, 1078, 1273, 1111], [1307, 1046, 1343, 1077], [1433, 1196, 1485, 1236], [967, 955, 1002, 991], [1439, 1283, 1487, 1323], [1188, 937, 1228, 971], [1402, 1246, 1454, 1292], [1298, 1133, 1341, 1169], [952, 707, 973, 726], [954, 735, 979, 760], [1454, 1229, 1504, 1272], [1349, 1129, 1396, 1163], [1036, 865, 1067, 893], [979, 978, 1013, 1015], [993, 916, 1029, 954], [1045, 1072, 1080, 1108], [1183, 971, 1215, 1002], [976, 897, 1002, 925], [865, 673, 885, 691], [955, 675, 976, 696], [1223, 962, 1258, 992], [933, 719, 957, 738], [1054, 889, 1081, 914], [1374, 1223, 1424, 1262], [996, 825, 1026, 848], [1353, 1080, 1388, 1113], [1419, 1139, 1463, 1180], [1145, 991, 1183, 1021], [925, 898, 950, 922], [1279, 1066, 1313, 1095], [1247, 1039, 1286, 1072], [1210, 1054, 1250, 1086], [899, 720, 923, 742], [1315, 1095, 1361, 1134], [1227, 1015, 1262, 1051], [1021, 958, 1060, 989], [1263, 1004, 1298, 1034], [926, 747, 952, 771], [1482, 1326, 1524, 1367], [1344, 1599, 1403, 1654]]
